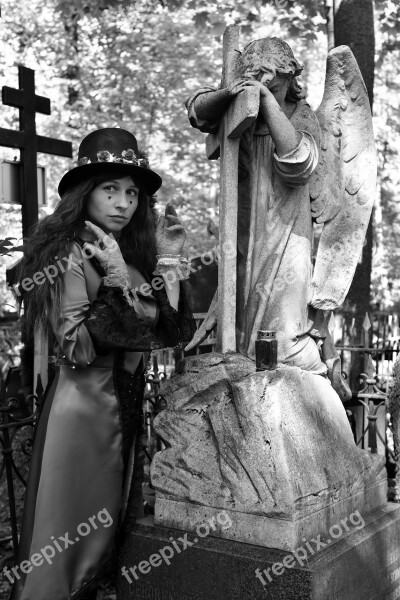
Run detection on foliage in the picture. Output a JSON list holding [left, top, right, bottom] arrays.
[[371, 0, 400, 310], [0, 0, 399, 314]]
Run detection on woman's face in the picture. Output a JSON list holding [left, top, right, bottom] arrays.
[[86, 175, 139, 234]]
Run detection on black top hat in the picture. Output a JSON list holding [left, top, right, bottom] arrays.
[[58, 128, 162, 197]]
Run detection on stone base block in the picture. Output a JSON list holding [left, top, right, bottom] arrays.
[[151, 356, 386, 544], [154, 476, 387, 552], [117, 503, 400, 600]]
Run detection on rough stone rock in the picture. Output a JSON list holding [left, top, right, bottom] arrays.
[[151, 353, 384, 521]]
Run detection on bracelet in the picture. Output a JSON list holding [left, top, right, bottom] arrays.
[[153, 254, 190, 280], [156, 256, 181, 268], [156, 254, 183, 258], [156, 253, 188, 262]]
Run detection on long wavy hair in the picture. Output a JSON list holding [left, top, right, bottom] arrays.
[[17, 170, 157, 344]]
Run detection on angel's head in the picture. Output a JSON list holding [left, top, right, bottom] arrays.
[[239, 37, 305, 103]]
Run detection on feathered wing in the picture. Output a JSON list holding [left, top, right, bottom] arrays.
[[310, 45, 377, 310], [185, 290, 217, 351]]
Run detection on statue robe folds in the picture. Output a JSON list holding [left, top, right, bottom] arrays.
[[187, 91, 325, 373], [12, 241, 195, 600]]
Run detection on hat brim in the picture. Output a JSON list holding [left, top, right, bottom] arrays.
[[58, 162, 162, 197]]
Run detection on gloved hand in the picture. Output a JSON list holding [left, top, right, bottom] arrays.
[[155, 204, 186, 256], [83, 220, 130, 288]]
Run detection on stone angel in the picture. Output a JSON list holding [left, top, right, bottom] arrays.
[[185, 36, 377, 401]]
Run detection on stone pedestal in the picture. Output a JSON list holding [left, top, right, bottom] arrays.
[[151, 354, 386, 551], [117, 504, 400, 600]]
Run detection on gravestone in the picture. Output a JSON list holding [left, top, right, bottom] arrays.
[[119, 27, 400, 600]]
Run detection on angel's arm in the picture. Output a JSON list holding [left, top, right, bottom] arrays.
[[186, 87, 222, 133], [186, 79, 255, 133], [190, 89, 232, 121], [239, 80, 319, 185], [259, 90, 301, 156], [269, 100, 319, 187]]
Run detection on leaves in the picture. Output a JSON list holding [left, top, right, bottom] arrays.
[[0, 238, 18, 256], [0, 0, 399, 311]]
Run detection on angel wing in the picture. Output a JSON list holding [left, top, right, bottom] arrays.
[[310, 45, 377, 310], [185, 290, 218, 351]]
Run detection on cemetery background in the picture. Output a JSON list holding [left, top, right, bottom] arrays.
[[0, 0, 400, 598]]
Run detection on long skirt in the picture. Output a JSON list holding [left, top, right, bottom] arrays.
[[11, 352, 145, 600]]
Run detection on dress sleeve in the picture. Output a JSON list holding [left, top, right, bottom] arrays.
[[55, 243, 196, 365], [53, 244, 98, 366], [152, 282, 197, 349], [273, 130, 319, 187], [185, 87, 220, 134], [84, 280, 196, 355]]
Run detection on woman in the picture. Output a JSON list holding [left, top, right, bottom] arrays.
[[11, 127, 195, 599]]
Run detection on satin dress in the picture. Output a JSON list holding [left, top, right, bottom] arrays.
[[11, 241, 195, 600]]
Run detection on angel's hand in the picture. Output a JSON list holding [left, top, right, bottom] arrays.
[[236, 78, 271, 98], [226, 78, 258, 98]]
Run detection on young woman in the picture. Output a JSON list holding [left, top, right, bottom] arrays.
[[11, 127, 195, 600]]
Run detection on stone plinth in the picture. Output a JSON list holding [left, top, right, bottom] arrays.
[[117, 505, 400, 600], [150, 353, 386, 551]]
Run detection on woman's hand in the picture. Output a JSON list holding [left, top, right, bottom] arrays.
[[155, 204, 186, 256], [83, 221, 130, 288]]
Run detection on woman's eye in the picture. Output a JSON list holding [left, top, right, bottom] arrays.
[[104, 185, 116, 192], [127, 189, 138, 197]]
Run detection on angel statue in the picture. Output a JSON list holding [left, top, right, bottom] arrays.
[[185, 34, 376, 401]]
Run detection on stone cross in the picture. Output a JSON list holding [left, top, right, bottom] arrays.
[[0, 65, 73, 238], [206, 26, 259, 353]]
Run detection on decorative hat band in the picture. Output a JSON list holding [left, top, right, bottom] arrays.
[[77, 149, 149, 168]]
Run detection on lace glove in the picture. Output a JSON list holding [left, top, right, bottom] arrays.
[[155, 204, 186, 256], [83, 220, 130, 289], [154, 204, 189, 279]]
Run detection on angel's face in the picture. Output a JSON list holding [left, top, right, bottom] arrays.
[[257, 70, 291, 106]]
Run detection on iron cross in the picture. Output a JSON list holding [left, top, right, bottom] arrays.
[[0, 65, 72, 238]]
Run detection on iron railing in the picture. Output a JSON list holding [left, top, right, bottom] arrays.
[[0, 370, 42, 566], [1, 309, 400, 564]]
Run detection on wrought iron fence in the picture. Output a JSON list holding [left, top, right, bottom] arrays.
[[330, 311, 398, 461], [1, 309, 400, 562], [0, 316, 21, 381], [0, 368, 42, 569]]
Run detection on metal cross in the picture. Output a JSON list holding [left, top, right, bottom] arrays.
[[0, 65, 73, 238]]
